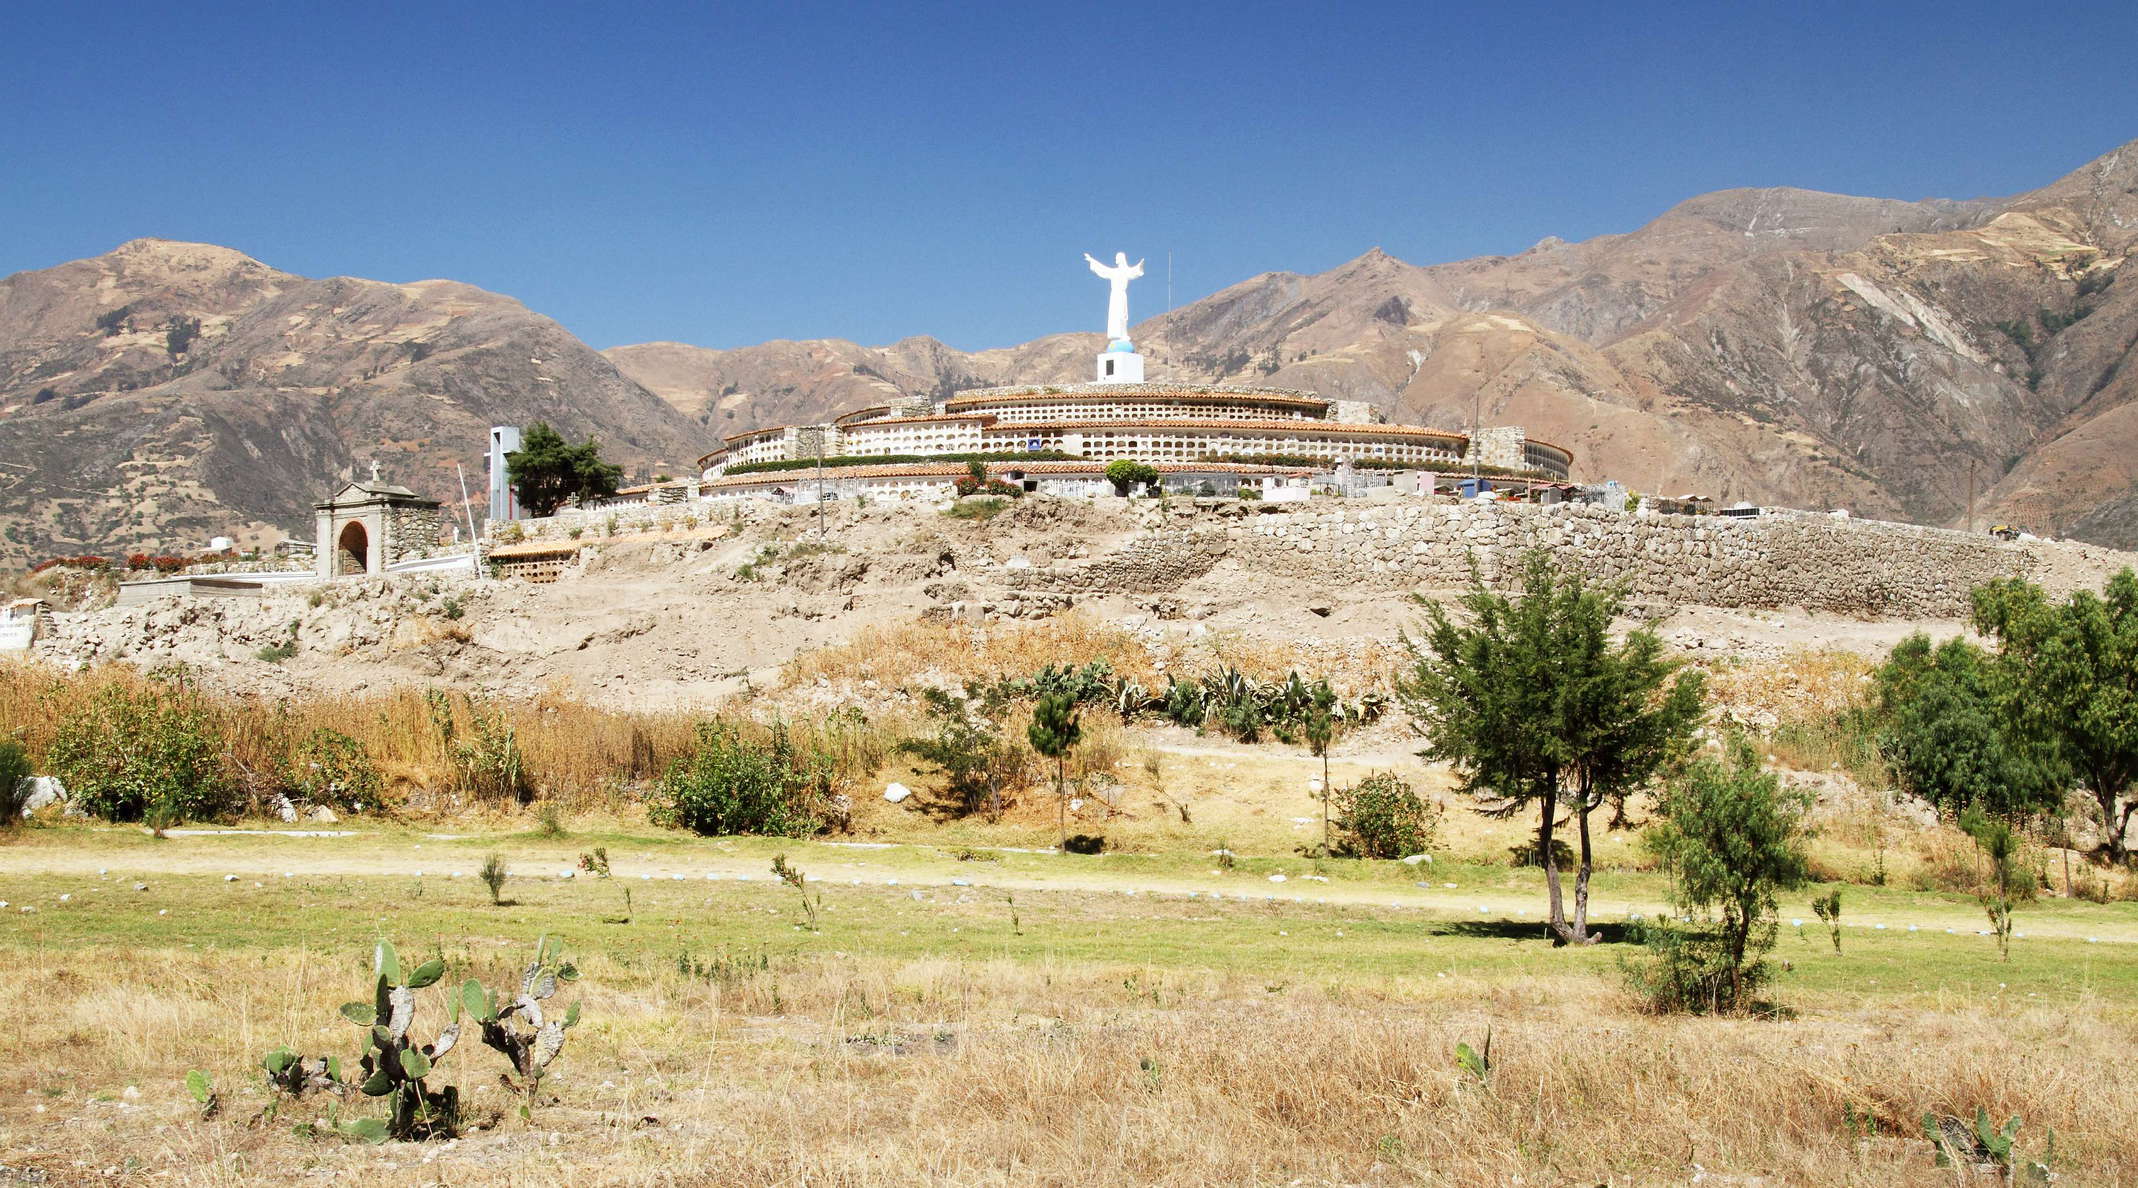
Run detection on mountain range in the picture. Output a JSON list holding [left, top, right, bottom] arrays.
[[3, 139, 2134, 564]]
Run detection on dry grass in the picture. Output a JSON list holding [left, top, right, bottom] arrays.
[[783, 610, 1161, 693], [3, 942, 2126, 1186], [0, 663, 896, 816], [1705, 647, 1875, 725]]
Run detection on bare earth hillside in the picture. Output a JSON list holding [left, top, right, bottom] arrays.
[[0, 240, 706, 565], [610, 140, 2138, 544]]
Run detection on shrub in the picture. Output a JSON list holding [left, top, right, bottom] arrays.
[[1063, 833, 1105, 854], [896, 687, 1030, 820], [427, 691, 530, 804], [479, 852, 509, 905], [1105, 459, 1158, 496], [943, 496, 1009, 520], [1809, 886, 1843, 953], [1332, 772, 1439, 858], [1635, 736, 1812, 1013], [0, 738, 30, 823], [46, 681, 233, 823], [650, 720, 832, 837], [1619, 923, 1770, 1016], [1872, 634, 2064, 820], [288, 727, 382, 811], [1961, 806, 2035, 961]]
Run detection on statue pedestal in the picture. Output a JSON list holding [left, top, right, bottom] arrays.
[[1095, 347, 1144, 383]]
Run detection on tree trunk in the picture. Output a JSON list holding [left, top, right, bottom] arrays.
[[1057, 756, 1067, 850], [1320, 751, 1331, 857], [1727, 911, 1749, 1013], [1569, 794, 1596, 944], [1540, 780, 1573, 945], [2113, 793, 2137, 863]]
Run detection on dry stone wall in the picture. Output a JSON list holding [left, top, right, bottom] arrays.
[[999, 501, 2138, 617]]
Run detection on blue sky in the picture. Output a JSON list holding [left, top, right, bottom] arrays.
[[3, 1, 2133, 351]]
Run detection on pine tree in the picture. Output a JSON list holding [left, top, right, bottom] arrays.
[[1027, 693, 1082, 851], [506, 422, 624, 517]]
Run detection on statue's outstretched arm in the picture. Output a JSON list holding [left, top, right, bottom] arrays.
[[1084, 252, 1103, 274], [1130, 259, 1146, 277]]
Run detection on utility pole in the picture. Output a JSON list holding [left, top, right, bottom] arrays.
[[1471, 390, 1482, 482], [1967, 458, 1977, 533], [815, 432, 826, 537]]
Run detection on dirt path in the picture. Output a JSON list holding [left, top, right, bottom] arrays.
[[8, 828, 2133, 945]]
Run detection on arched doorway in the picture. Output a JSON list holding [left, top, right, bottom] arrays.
[[338, 520, 369, 574]]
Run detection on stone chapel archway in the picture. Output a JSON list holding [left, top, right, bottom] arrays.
[[337, 520, 370, 573]]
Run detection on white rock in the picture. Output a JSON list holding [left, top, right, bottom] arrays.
[[224, 874, 238, 882], [882, 783, 913, 804], [950, 878, 971, 887], [1267, 874, 1287, 883], [1068, 798, 1084, 812], [1400, 854, 1431, 865], [16, 775, 66, 817]]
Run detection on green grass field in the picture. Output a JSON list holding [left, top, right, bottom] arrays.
[[6, 821, 2135, 1185]]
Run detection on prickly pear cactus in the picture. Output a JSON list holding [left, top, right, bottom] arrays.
[[259, 1045, 347, 1101], [339, 939, 460, 1141], [469, 933, 583, 1116]]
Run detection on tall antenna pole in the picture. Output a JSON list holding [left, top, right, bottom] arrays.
[[454, 461, 482, 577], [1167, 250, 1173, 313]]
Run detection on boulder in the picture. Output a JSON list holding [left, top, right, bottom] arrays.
[[882, 783, 913, 804], [15, 775, 66, 818]]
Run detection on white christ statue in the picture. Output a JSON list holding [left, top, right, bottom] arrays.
[[1084, 251, 1145, 344]]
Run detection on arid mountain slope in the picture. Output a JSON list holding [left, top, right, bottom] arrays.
[[611, 141, 2138, 543], [0, 240, 706, 564]]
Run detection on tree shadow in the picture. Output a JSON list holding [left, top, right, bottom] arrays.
[[1424, 919, 1640, 945]]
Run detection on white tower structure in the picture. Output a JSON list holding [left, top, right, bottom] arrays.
[[487, 425, 522, 523], [1085, 251, 1146, 383]]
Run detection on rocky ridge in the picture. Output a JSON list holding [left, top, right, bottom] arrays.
[[609, 140, 2138, 545], [0, 240, 705, 565]]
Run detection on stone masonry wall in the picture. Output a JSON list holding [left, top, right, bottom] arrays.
[[384, 504, 447, 565], [999, 501, 2138, 617]]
